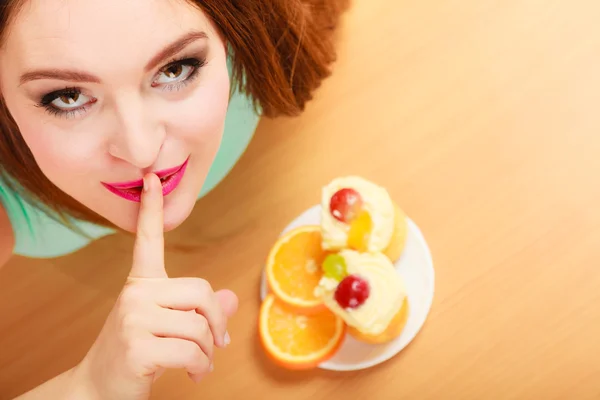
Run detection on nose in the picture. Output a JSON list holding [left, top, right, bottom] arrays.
[[108, 92, 165, 169]]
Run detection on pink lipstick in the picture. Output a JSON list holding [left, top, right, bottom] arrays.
[[102, 157, 189, 202]]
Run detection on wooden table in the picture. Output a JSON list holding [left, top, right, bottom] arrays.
[[2, 1, 600, 399]]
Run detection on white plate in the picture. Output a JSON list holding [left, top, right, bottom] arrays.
[[259, 204, 435, 371]]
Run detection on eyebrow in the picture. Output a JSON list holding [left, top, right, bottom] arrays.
[[19, 30, 208, 86], [144, 30, 208, 72]]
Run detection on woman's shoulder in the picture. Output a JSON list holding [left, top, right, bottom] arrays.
[[0, 179, 115, 259]]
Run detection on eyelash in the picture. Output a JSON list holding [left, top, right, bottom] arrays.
[[36, 56, 206, 119]]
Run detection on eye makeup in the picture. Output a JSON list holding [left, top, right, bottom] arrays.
[[34, 54, 208, 119]]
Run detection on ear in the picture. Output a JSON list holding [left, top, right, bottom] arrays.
[[199, 0, 350, 117]]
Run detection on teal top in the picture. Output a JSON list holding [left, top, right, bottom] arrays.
[[0, 62, 260, 258]]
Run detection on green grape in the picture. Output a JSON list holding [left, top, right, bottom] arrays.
[[322, 254, 348, 281]]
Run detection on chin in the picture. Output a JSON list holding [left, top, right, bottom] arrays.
[[161, 181, 199, 231], [163, 199, 195, 232], [97, 191, 196, 234]]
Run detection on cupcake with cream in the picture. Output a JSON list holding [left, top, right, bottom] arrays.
[[314, 249, 409, 344], [320, 176, 407, 262]]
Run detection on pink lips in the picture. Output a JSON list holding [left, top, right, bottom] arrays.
[[102, 157, 189, 202]]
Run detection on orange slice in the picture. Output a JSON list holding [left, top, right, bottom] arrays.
[[266, 225, 329, 311], [259, 294, 346, 370]]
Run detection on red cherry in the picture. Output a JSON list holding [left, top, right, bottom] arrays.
[[334, 274, 370, 309], [329, 188, 363, 223]]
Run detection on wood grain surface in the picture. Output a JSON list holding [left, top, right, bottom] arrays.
[[1, 0, 600, 399]]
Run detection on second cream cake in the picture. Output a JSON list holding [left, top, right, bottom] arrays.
[[314, 249, 408, 341]]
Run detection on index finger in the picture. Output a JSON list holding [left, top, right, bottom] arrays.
[[129, 173, 167, 279]]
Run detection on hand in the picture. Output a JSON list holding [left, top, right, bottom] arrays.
[[74, 174, 238, 400]]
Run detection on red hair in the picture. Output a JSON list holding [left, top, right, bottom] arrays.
[[0, 0, 349, 228]]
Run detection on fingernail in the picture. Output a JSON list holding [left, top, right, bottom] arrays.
[[143, 176, 149, 192], [209, 363, 214, 372], [224, 331, 231, 346]]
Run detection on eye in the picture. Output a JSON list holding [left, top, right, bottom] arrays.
[[37, 88, 96, 118], [50, 92, 92, 111], [154, 64, 194, 85], [151, 57, 204, 88]]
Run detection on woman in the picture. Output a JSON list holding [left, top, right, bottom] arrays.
[[0, 0, 348, 398]]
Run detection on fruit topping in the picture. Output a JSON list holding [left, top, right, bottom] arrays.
[[347, 210, 373, 252], [329, 188, 363, 223], [322, 254, 348, 281], [334, 275, 370, 309]]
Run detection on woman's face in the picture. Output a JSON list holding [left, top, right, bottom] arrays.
[[0, 0, 230, 232]]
